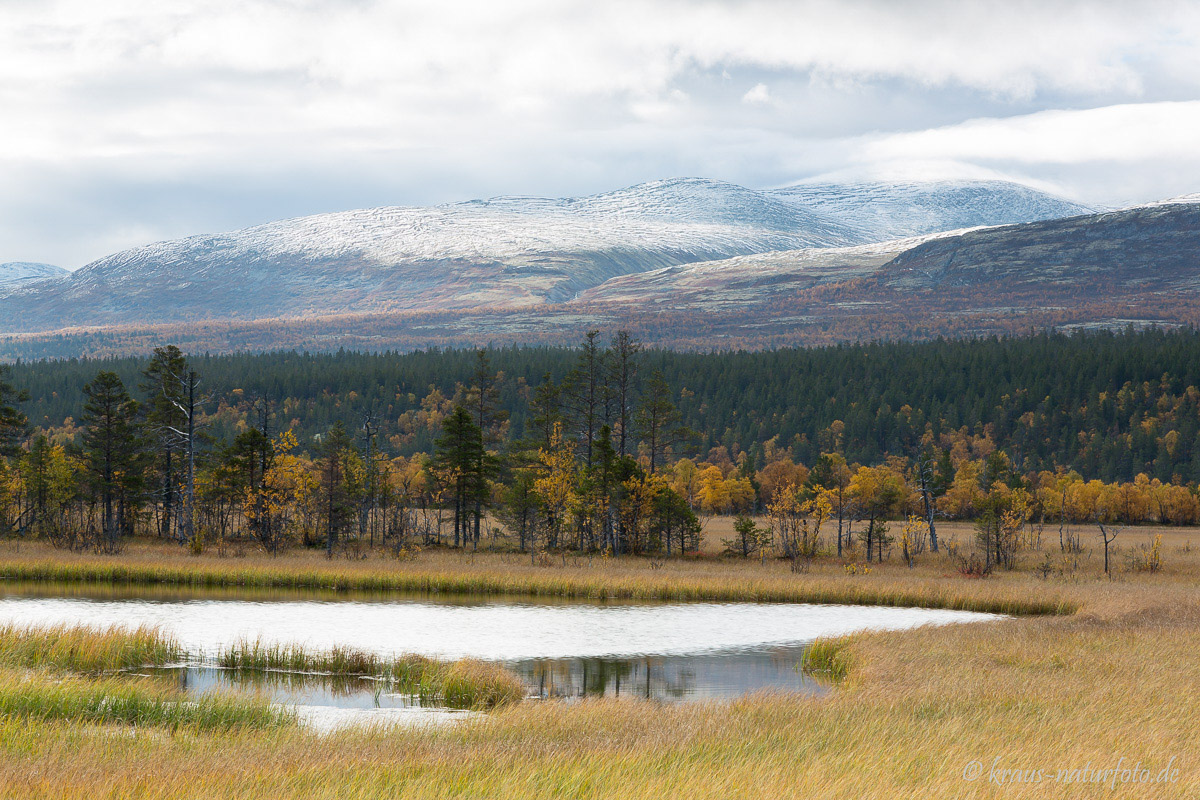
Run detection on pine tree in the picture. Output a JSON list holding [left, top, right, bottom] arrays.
[[81, 371, 143, 549], [635, 370, 686, 474], [562, 331, 607, 469], [319, 422, 355, 557], [21, 435, 53, 532], [0, 364, 28, 459], [432, 406, 486, 548], [141, 346, 187, 539], [465, 349, 507, 548], [528, 372, 563, 449], [607, 331, 641, 457]]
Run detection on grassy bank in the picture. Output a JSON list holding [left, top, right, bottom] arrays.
[[0, 540, 1076, 615], [218, 640, 524, 709], [1, 532, 1197, 796], [800, 637, 854, 682], [0, 625, 290, 732], [0, 584, 1195, 798]]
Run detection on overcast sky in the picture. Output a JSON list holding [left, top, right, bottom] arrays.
[[4, 0, 1200, 268]]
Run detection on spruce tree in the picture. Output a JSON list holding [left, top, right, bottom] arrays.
[[0, 364, 28, 459], [140, 346, 187, 538], [319, 421, 355, 557], [81, 371, 143, 548], [432, 406, 487, 549], [466, 349, 507, 548]]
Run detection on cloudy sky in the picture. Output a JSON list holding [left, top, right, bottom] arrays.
[[4, 0, 1200, 268]]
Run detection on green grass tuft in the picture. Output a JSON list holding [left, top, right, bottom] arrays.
[[218, 639, 524, 709], [802, 637, 853, 681], [0, 671, 293, 730]]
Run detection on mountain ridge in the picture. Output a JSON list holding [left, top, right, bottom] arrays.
[[0, 262, 68, 288], [0, 177, 1112, 348]]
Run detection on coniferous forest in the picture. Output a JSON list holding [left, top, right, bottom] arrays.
[[3, 327, 1200, 557]]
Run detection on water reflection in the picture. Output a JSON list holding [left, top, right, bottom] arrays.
[[151, 644, 827, 713], [162, 666, 429, 710], [516, 646, 827, 701], [0, 582, 995, 728], [146, 665, 479, 731], [0, 588, 997, 662]]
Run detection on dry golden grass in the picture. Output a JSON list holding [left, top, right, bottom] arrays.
[[0, 525, 1197, 798], [0, 623, 183, 674], [0, 535, 1088, 614]]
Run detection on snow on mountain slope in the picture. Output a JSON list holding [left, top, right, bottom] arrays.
[[580, 194, 1200, 312], [577, 229, 979, 308], [0, 262, 68, 287], [0, 177, 1106, 337], [0, 178, 866, 334], [4, 193, 1196, 356], [766, 180, 1095, 242], [1132, 192, 1200, 209]]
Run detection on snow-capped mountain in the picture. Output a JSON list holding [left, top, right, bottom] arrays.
[[0, 177, 1099, 337], [0, 178, 870, 333], [766, 180, 1094, 242], [0, 262, 68, 288]]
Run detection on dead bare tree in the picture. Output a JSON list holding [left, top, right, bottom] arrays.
[[1097, 518, 1121, 577]]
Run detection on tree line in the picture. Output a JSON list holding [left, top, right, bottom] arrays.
[[10, 327, 1200, 482], [1, 329, 1199, 560]]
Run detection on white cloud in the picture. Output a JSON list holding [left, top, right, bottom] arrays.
[[743, 83, 772, 105], [1, 0, 1200, 265], [861, 101, 1200, 165]]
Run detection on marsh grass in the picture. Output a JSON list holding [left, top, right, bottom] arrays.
[[3, 596, 1198, 799], [0, 541, 1076, 615], [0, 622, 523, 714], [800, 637, 853, 681], [218, 639, 524, 709], [0, 671, 293, 731], [0, 624, 183, 674], [1, 534, 1199, 796], [0, 625, 291, 731]]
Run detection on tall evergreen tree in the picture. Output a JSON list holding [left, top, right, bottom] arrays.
[[319, 421, 355, 557], [0, 364, 28, 459], [607, 330, 641, 458], [141, 346, 187, 539], [635, 370, 685, 474], [528, 372, 563, 449], [81, 371, 143, 548], [21, 435, 53, 532], [432, 406, 486, 548], [466, 349, 508, 547], [563, 331, 607, 469]]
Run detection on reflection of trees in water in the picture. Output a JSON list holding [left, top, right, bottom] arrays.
[[518, 657, 696, 700], [166, 667, 405, 704], [514, 647, 826, 702], [165, 646, 827, 708]]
